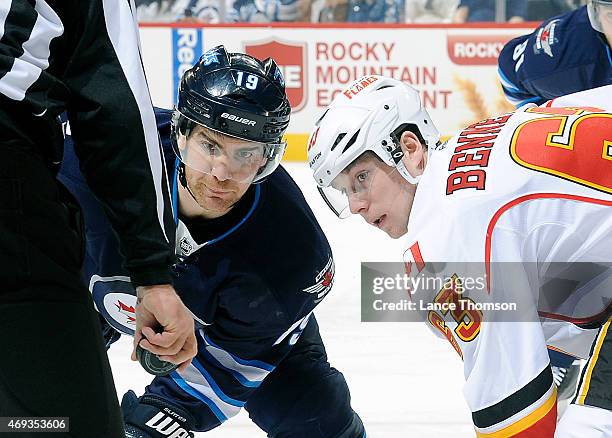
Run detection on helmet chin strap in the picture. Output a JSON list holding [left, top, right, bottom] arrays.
[[178, 162, 203, 207], [396, 160, 421, 185], [388, 142, 421, 185]]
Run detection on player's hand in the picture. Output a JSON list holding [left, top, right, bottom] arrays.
[[132, 284, 197, 373]]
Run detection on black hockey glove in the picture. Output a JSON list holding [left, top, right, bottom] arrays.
[[121, 390, 195, 438]]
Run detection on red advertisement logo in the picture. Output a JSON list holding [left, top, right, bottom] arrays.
[[447, 35, 515, 65], [245, 38, 307, 112]]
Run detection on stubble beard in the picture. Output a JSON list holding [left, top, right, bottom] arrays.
[[189, 175, 240, 214]]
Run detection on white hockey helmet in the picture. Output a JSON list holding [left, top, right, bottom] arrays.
[[307, 75, 440, 217]]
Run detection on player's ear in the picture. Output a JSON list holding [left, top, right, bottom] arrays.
[[399, 130, 426, 170]]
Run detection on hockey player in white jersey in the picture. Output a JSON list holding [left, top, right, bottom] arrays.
[[307, 75, 612, 437]]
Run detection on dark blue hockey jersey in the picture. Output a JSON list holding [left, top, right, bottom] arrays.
[[498, 6, 612, 107], [57, 108, 335, 431]]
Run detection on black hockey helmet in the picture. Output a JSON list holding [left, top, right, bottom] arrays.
[[172, 45, 291, 183]]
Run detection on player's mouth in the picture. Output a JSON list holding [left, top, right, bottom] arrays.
[[374, 215, 386, 229], [204, 186, 233, 197]]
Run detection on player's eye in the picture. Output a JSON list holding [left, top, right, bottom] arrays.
[[202, 142, 220, 156], [236, 150, 254, 160], [356, 171, 369, 185]]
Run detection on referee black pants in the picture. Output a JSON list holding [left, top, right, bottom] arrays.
[[0, 145, 124, 437]]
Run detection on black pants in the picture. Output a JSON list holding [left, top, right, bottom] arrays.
[[0, 145, 123, 437]]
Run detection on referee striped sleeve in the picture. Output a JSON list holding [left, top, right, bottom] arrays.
[[0, 0, 63, 102], [101, 0, 170, 244]]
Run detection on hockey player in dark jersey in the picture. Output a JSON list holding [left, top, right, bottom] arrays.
[[58, 46, 365, 437], [0, 1, 196, 435], [498, 1, 612, 107]]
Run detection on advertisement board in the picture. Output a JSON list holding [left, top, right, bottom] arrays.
[[139, 24, 535, 160]]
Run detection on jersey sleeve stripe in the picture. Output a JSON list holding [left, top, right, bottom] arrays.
[[475, 386, 557, 437], [512, 96, 544, 108], [575, 315, 611, 405], [0, 1, 62, 102], [472, 366, 553, 429], [201, 331, 275, 372], [199, 349, 262, 388], [170, 370, 229, 423], [496, 80, 542, 107], [198, 341, 268, 388], [497, 68, 521, 94], [504, 94, 527, 107], [170, 362, 243, 421], [101, 0, 170, 244], [539, 302, 612, 328], [190, 358, 246, 408]]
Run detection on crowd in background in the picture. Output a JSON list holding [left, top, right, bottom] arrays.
[[135, 0, 586, 23]]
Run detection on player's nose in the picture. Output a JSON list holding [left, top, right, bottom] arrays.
[[348, 194, 369, 215], [210, 160, 231, 181]]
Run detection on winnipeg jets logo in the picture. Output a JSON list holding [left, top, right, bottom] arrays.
[[303, 257, 334, 303], [102, 292, 138, 334], [201, 48, 220, 66], [274, 66, 285, 87], [534, 20, 559, 58], [115, 299, 136, 325]]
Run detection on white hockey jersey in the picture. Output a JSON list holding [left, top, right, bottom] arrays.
[[403, 85, 612, 437]]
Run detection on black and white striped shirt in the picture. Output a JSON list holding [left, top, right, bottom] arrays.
[[0, 0, 175, 286]]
